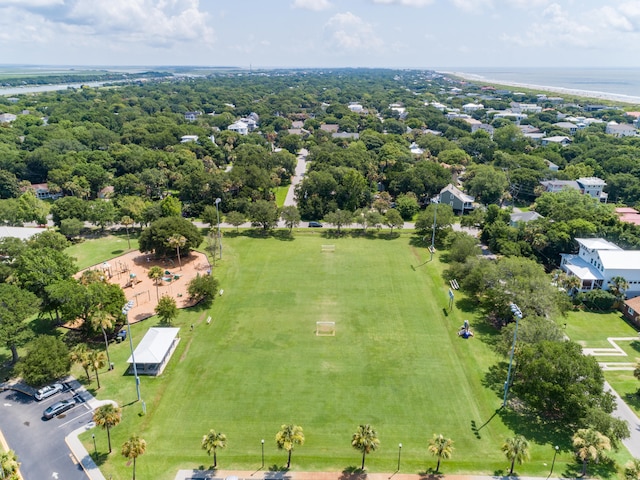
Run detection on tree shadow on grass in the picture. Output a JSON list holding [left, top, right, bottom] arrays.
[[267, 464, 290, 473], [378, 232, 401, 240], [340, 466, 366, 480], [563, 456, 618, 479], [623, 391, 640, 410], [453, 297, 476, 313], [90, 451, 109, 466], [271, 230, 295, 242], [418, 469, 444, 479], [497, 407, 573, 447]]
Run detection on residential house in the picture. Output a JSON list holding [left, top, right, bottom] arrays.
[[0, 113, 17, 123], [23, 183, 61, 200], [320, 124, 339, 133], [541, 136, 571, 146], [462, 103, 484, 113], [576, 177, 607, 202], [439, 184, 474, 214], [181, 135, 199, 143], [332, 132, 359, 140], [560, 238, 640, 297], [228, 121, 248, 135], [509, 211, 543, 226], [184, 111, 201, 122], [622, 296, 640, 327], [553, 121, 579, 135], [511, 103, 542, 113], [471, 123, 494, 137], [409, 142, 424, 155], [605, 121, 637, 137], [545, 160, 560, 172], [615, 207, 640, 226], [348, 103, 365, 113], [540, 180, 580, 193], [493, 112, 528, 123]]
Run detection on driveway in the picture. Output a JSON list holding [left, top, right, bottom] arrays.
[[0, 383, 95, 480]]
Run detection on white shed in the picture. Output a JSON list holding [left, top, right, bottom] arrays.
[[127, 327, 180, 376]]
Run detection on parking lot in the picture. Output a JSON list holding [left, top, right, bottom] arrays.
[[0, 382, 94, 480]]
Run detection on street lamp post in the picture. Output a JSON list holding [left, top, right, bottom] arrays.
[[92, 434, 97, 456], [503, 302, 523, 407], [397, 443, 402, 471], [549, 445, 559, 476], [215, 198, 222, 261], [430, 196, 439, 261], [122, 301, 142, 405], [261, 439, 265, 468]]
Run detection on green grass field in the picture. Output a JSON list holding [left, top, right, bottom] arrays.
[[71, 232, 626, 479]]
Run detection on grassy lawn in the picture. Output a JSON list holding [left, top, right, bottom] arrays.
[[66, 233, 139, 270], [72, 232, 617, 479], [274, 186, 290, 208]]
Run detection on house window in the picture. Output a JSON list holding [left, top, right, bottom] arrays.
[[629, 307, 635, 315]]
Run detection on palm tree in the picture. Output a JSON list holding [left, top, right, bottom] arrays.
[[121, 435, 146, 480], [148, 265, 164, 301], [91, 310, 115, 368], [501, 435, 530, 475], [624, 458, 640, 480], [609, 276, 629, 306], [0, 449, 20, 480], [275, 424, 304, 469], [88, 349, 107, 389], [428, 434, 454, 473], [201, 429, 227, 468], [93, 403, 122, 453], [122, 215, 134, 249], [70, 343, 92, 383], [351, 424, 380, 470], [167, 234, 187, 271], [573, 428, 611, 477]]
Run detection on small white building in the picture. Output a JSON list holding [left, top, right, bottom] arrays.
[[576, 177, 607, 202], [462, 103, 484, 113], [181, 135, 199, 143], [0, 113, 17, 123], [127, 327, 181, 376]]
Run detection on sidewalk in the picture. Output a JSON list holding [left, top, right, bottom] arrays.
[[173, 469, 566, 480]]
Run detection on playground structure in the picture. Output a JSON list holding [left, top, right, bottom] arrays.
[[458, 319, 474, 338], [76, 250, 212, 324]]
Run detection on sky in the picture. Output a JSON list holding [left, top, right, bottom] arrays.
[[0, 0, 639, 69]]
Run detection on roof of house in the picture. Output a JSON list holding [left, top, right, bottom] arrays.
[[510, 211, 543, 223], [320, 124, 339, 133], [440, 184, 474, 203], [542, 136, 572, 143], [541, 180, 579, 190], [576, 238, 622, 251], [576, 177, 606, 186], [599, 250, 640, 270], [0, 226, 46, 241], [561, 254, 604, 280], [127, 327, 180, 364], [625, 296, 640, 310]]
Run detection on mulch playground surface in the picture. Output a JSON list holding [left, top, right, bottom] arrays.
[[78, 250, 212, 323]]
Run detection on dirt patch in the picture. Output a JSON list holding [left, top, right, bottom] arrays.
[[77, 251, 211, 324]]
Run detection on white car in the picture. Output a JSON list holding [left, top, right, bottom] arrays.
[[34, 383, 64, 401]]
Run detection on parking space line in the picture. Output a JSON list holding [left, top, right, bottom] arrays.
[[57, 406, 93, 429]]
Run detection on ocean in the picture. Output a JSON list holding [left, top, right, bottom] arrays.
[[442, 67, 640, 104]]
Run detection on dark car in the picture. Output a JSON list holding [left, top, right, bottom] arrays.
[[308, 221, 323, 228], [43, 399, 76, 420], [34, 383, 64, 401], [116, 329, 127, 342]]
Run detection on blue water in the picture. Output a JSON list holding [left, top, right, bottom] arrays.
[[444, 67, 640, 103]]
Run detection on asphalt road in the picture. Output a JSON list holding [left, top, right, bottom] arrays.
[[0, 384, 94, 480]]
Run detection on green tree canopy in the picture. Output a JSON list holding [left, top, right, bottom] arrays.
[[138, 217, 203, 257], [17, 335, 70, 386]]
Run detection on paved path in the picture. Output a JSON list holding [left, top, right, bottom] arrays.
[[283, 148, 309, 207], [606, 381, 640, 458], [174, 469, 565, 480]]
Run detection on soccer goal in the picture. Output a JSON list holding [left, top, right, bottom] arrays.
[[316, 321, 336, 336], [321, 244, 336, 253]]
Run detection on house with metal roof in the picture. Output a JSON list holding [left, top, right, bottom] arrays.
[[560, 238, 640, 297], [439, 184, 474, 214]]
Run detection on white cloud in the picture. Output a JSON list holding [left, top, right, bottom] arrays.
[[597, 6, 634, 32], [291, 0, 332, 11], [450, 0, 492, 13], [0, 0, 215, 50], [502, 3, 594, 48], [324, 11, 382, 51], [503, 0, 549, 8], [371, 0, 434, 6]]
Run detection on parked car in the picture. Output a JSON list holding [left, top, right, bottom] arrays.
[[308, 221, 323, 228], [34, 383, 64, 401], [116, 329, 127, 342], [43, 399, 76, 420]]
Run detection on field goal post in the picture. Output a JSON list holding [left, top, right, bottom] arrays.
[[321, 244, 336, 253], [316, 321, 336, 336]]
